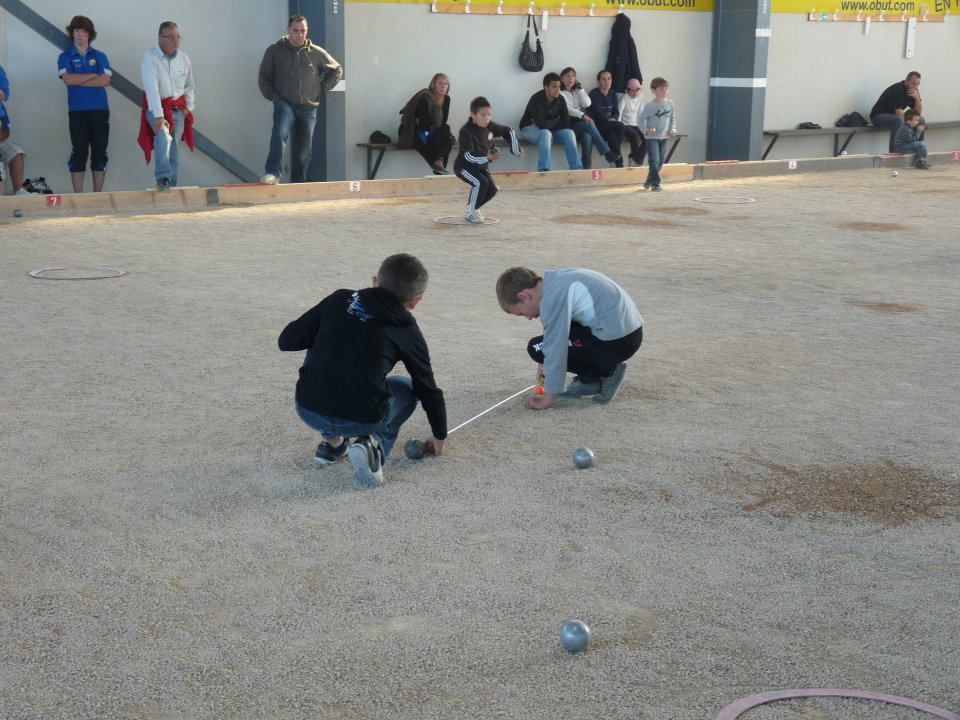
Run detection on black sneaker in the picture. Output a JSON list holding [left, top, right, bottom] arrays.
[[314, 440, 348, 466], [605, 150, 623, 165], [651, 185, 663, 192], [157, 177, 171, 191], [593, 363, 628, 405], [642, 181, 652, 191], [347, 436, 384, 488]]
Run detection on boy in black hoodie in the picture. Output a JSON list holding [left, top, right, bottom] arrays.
[[278, 254, 448, 487], [454, 96, 522, 224]]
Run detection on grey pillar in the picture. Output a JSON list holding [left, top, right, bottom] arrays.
[[292, 0, 346, 181], [706, 0, 770, 161]]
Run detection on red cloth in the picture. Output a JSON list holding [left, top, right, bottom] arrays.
[[137, 93, 195, 163]]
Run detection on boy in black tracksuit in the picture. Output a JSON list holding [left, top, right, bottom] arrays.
[[278, 253, 448, 488], [454, 96, 522, 225]]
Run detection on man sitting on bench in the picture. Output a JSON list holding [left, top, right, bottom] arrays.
[[870, 71, 925, 154]]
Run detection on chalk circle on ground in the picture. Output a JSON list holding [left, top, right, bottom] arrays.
[[694, 196, 756, 204], [433, 216, 501, 225], [714, 688, 960, 720], [29, 267, 127, 280]]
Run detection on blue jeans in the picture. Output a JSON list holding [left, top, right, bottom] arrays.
[[294, 376, 418, 461], [871, 113, 925, 153], [898, 140, 927, 161], [265, 99, 318, 183], [570, 120, 611, 169], [645, 138, 667, 187], [147, 109, 185, 185], [519, 125, 582, 172]]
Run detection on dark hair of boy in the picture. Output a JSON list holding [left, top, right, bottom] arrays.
[[66, 15, 97, 41], [650, 77, 668, 90], [377, 253, 428, 304], [470, 96, 491, 113], [543, 72, 561, 87], [496, 267, 542, 310], [903, 109, 917, 121]]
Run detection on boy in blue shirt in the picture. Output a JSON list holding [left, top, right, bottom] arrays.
[[57, 16, 112, 192]]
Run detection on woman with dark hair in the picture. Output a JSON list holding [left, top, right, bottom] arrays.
[[397, 73, 455, 175], [559, 66, 620, 170], [57, 15, 112, 192], [588, 69, 625, 168]]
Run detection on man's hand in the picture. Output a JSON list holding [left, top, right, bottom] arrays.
[[907, 87, 920, 100], [152, 117, 170, 134], [425, 437, 446, 456], [526, 391, 555, 410]]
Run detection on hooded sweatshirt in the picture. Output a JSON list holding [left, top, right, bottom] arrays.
[[539, 269, 643, 395], [258, 36, 342, 108], [605, 15, 642, 93], [278, 287, 448, 439]]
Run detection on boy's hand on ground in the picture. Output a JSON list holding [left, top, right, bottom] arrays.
[[525, 391, 554, 410], [426, 438, 445, 456]]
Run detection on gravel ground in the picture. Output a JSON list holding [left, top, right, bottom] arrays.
[[1, 167, 958, 719]]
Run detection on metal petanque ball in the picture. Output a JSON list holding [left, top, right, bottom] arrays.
[[573, 447, 595, 469], [891, 171, 899, 177], [404, 438, 425, 460], [13, 209, 22, 218], [560, 619, 592, 653]]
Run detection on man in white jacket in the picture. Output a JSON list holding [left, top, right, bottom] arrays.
[[140, 21, 195, 190]]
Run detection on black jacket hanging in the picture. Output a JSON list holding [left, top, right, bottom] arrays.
[[605, 14, 642, 94]]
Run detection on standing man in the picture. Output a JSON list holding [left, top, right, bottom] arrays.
[[139, 21, 195, 191], [0, 63, 30, 195], [870, 71, 925, 154], [58, 15, 112, 193], [258, 14, 343, 185], [518, 72, 583, 173]]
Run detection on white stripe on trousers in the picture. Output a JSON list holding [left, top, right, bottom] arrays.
[[459, 167, 481, 211]]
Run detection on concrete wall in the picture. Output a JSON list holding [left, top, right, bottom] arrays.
[[2, 1, 959, 192]]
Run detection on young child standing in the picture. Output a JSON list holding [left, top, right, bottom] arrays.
[[637, 77, 677, 191], [454, 96, 522, 224], [278, 253, 448, 488], [895, 109, 930, 170], [496, 267, 644, 409]]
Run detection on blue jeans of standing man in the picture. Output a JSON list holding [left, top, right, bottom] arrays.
[[519, 125, 583, 172], [871, 113, 925, 153], [266, 98, 318, 183], [570, 120, 611, 169], [147, 109, 185, 185], [645, 138, 667, 188], [295, 376, 418, 461]]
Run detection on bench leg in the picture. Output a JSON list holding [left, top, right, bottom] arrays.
[[366, 147, 387, 180], [665, 137, 682, 163], [837, 131, 856, 156], [762, 134, 779, 160]]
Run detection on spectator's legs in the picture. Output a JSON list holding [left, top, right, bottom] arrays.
[[520, 125, 553, 171], [584, 121, 611, 159], [571, 121, 592, 169], [168, 110, 185, 187], [870, 113, 904, 153], [90, 109, 109, 192], [555, 128, 583, 170], [68, 110, 91, 193], [8, 152, 24, 193], [623, 125, 644, 165], [602, 121, 626, 167], [290, 105, 318, 183], [265, 99, 296, 179], [147, 110, 173, 184]]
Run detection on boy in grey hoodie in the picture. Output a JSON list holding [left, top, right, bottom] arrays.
[[637, 76, 677, 191], [496, 267, 643, 409]]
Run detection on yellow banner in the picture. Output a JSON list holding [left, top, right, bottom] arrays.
[[347, 0, 953, 12], [347, 0, 713, 11], [772, 0, 951, 11]]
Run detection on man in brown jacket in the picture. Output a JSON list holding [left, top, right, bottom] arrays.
[[258, 14, 342, 184]]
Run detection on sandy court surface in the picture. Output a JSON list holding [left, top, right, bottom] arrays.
[[1, 167, 959, 719]]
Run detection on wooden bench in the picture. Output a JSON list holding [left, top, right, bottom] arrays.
[[762, 121, 960, 160], [356, 133, 689, 180]]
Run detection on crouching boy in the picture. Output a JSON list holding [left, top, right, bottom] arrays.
[[279, 253, 448, 487], [496, 267, 643, 409]]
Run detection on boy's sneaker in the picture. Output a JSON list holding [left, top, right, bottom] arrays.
[[260, 173, 279, 185], [348, 436, 384, 488], [560, 376, 603, 397], [314, 440, 348, 466], [465, 210, 485, 224], [156, 177, 171, 192], [915, 159, 930, 170], [642, 181, 652, 191], [593, 363, 628, 405], [651, 185, 663, 192]]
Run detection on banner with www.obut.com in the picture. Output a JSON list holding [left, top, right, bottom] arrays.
[[346, 0, 953, 13]]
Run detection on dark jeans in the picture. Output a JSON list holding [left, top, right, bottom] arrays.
[[295, 376, 418, 461], [871, 113, 925, 153], [265, 99, 318, 183], [645, 138, 667, 188], [68, 109, 109, 172], [597, 119, 625, 167], [455, 163, 497, 210], [415, 124, 455, 169], [623, 125, 647, 165], [527, 322, 643, 384], [570, 119, 611, 169]]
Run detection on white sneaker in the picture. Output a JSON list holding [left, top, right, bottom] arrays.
[[465, 210, 484, 224], [260, 174, 279, 185], [15, 188, 32, 196]]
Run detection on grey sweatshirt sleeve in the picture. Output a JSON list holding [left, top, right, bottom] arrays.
[[540, 286, 577, 395]]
